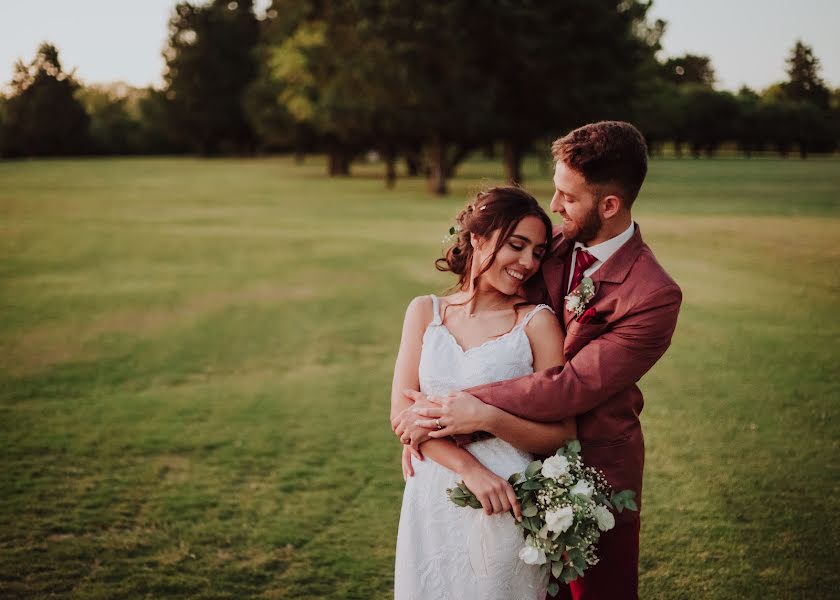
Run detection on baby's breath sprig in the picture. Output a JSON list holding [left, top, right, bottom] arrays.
[[442, 224, 461, 245]]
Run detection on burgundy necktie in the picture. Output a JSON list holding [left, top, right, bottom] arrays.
[[569, 249, 597, 292]]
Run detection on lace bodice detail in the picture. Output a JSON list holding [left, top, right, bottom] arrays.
[[418, 295, 553, 397]]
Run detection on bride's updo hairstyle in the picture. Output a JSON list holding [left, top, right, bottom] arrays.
[[436, 186, 553, 292]]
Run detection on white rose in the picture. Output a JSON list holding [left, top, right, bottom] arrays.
[[545, 506, 574, 533], [594, 505, 615, 531], [541, 455, 570, 479], [518, 536, 547, 565], [570, 480, 593, 498], [566, 296, 581, 310]]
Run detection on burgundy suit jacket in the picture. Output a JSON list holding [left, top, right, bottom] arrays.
[[457, 224, 681, 519]]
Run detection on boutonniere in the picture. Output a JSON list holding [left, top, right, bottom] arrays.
[[564, 277, 596, 318]]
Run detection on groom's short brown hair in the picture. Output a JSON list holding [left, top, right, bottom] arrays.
[[552, 121, 648, 207]]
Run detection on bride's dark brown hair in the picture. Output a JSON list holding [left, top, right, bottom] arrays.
[[436, 185, 553, 298]]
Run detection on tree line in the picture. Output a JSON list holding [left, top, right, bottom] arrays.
[[1, 0, 838, 194]]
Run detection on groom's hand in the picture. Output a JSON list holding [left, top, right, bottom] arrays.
[[408, 390, 491, 438]]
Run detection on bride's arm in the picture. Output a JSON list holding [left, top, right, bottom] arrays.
[[481, 309, 576, 454], [389, 296, 428, 422], [390, 296, 521, 517]]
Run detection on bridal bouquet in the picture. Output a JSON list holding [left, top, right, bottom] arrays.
[[446, 440, 637, 597]]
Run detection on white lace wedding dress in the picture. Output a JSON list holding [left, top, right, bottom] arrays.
[[394, 295, 552, 600]]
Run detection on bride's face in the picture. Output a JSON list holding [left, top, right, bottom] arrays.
[[471, 216, 548, 295]]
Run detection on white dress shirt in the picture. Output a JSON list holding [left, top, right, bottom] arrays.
[[566, 221, 636, 293]]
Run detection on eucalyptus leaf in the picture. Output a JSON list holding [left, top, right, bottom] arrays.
[[561, 565, 578, 584], [611, 490, 638, 513], [547, 582, 560, 597], [571, 551, 586, 572], [508, 473, 521, 485], [525, 460, 543, 477], [522, 505, 538, 518]]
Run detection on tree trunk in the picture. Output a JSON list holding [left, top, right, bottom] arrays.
[[384, 147, 397, 188], [328, 149, 351, 176], [503, 140, 523, 185], [404, 146, 422, 176], [295, 151, 305, 164], [443, 145, 473, 179], [405, 156, 421, 177], [674, 140, 683, 158], [427, 135, 447, 196]]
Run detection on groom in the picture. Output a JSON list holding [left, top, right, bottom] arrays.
[[397, 121, 681, 599]]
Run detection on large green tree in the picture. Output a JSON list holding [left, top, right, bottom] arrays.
[[163, 0, 259, 154], [0, 43, 90, 157], [781, 40, 830, 109], [497, 0, 661, 184], [251, 0, 661, 194]]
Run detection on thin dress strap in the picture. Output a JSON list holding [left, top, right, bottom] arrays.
[[519, 304, 555, 329], [429, 295, 443, 326]]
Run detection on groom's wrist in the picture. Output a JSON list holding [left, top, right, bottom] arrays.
[[480, 405, 502, 435]]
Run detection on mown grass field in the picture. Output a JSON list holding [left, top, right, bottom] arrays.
[[1, 155, 838, 599]]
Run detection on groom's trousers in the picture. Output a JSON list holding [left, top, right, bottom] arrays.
[[553, 517, 640, 600]]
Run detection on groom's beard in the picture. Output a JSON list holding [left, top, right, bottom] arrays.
[[564, 205, 603, 245]]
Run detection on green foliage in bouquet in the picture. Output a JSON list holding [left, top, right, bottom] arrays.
[[447, 440, 637, 596]]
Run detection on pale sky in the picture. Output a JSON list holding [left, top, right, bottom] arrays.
[[1, 0, 837, 92]]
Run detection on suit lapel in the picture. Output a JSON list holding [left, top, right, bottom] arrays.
[[561, 223, 646, 330], [588, 224, 645, 286]]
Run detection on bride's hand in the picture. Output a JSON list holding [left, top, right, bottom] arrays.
[[409, 390, 493, 437], [391, 405, 434, 454], [461, 465, 522, 521]]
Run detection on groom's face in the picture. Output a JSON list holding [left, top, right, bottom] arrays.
[[550, 161, 602, 244]]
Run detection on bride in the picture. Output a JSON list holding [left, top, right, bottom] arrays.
[[390, 186, 576, 600]]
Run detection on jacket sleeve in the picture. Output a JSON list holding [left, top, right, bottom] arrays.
[[467, 284, 682, 422]]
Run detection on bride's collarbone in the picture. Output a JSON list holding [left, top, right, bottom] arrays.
[[440, 304, 526, 348]]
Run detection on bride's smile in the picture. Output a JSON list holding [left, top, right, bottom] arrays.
[[472, 215, 549, 297]]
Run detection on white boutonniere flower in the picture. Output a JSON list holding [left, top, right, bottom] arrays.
[[564, 277, 595, 317]]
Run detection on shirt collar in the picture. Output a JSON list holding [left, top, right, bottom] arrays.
[[574, 221, 636, 264]]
